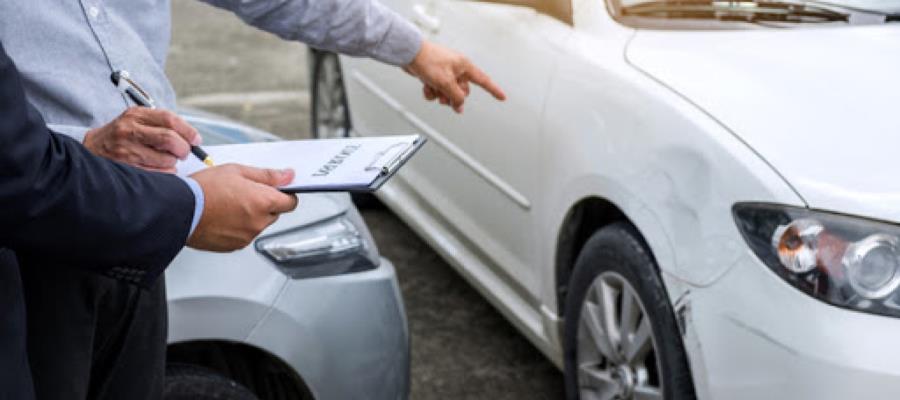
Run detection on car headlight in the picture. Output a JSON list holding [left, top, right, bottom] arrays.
[[255, 211, 380, 279], [734, 203, 900, 317]]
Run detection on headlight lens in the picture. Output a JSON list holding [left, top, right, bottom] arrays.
[[255, 212, 379, 279], [734, 203, 900, 317]]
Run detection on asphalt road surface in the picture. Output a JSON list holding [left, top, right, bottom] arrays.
[[168, 1, 565, 398]]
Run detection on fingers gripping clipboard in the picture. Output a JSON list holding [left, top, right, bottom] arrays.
[[177, 135, 427, 193]]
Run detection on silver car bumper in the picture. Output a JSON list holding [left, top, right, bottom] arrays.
[[243, 257, 410, 399]]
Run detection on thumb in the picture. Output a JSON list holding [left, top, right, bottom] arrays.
[[239, 166, 295, 187]]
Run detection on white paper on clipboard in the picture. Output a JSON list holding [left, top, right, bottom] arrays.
[[177, 134, 426, 193]]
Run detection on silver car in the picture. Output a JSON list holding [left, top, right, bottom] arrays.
[[163, 109, 410, 400]]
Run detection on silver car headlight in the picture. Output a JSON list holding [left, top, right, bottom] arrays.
[[734, 203, 900, 318], [255, 211, 380, 279]]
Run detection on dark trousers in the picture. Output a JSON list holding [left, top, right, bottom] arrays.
[[0, 249, 35, 400], [19, 259, 167, 400]]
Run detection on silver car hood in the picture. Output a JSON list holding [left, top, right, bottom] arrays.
[[626, 25, 900, 223], [263, 192, 350, 235]]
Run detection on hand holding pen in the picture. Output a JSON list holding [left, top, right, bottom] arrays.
[[110, 71, 214, 166], [81, 71, 205, 173], [82, 106, 202, 173], [82, 70, 213, 173]]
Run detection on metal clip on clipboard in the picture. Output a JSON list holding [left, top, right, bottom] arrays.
[[365, 137, 424, 176], [361, 136, 427, 191]]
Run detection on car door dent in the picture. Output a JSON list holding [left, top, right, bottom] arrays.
[[350, 70, 533, 210], [622, 44, 808, 209]]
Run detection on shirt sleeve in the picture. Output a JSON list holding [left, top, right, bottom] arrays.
[[47, 123, 90, 143], [46, 123, 204, 237], [198, 0, 423, 66], [175, 176, 205, 237]]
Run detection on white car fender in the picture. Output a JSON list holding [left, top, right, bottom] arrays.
[[537, 33, 805, 297]]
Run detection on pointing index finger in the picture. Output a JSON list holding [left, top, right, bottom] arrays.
[[465, 62, 506, 101]]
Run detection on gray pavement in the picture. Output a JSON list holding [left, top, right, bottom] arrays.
[[168, 1, 565, 398]]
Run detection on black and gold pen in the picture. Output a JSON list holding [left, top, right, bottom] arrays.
[[110, 70, 215, 167]]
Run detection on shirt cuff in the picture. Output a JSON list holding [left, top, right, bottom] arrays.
[[369, 3, 424, 66], [176, 176, 205, 237]]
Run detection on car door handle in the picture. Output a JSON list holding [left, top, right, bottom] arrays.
[[412, 4, 441, 33]]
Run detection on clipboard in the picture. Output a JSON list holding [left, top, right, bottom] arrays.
[[176, 135, 427, 193], [288, 135, 427, 193]]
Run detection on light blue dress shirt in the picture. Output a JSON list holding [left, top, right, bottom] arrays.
[[176, 176, 205, 235], [0, 0, 421, 236]]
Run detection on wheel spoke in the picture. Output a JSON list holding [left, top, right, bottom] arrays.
[[597, 281, 623, 361], [633, 385, 663, 400], [317, 90, 332, 114], [332, 107, 345, 127], [579, 366, 617, 388], [578, 367, 618, 400], [619, 287, 639, 341], [331, 82, 344, 105], [580, 387, 618, 400], [322, 58, 335, 84], [624, 318, 652, 365], [582, 301, 617, 359]]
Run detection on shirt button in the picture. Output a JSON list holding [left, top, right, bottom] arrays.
[[88, 6, 100, 18]]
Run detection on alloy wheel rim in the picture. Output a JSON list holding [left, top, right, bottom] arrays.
[[576, 272, 663, 400], [314, 55, 349, 139]]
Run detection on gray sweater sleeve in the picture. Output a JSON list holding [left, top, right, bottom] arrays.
[[199, 0, 423, 66]]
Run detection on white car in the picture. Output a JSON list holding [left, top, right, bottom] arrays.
[[308, 1, 900, 398], [164, 109, 410, 400]]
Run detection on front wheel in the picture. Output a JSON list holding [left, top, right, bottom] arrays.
[[164, 364, 259, 400], [563, 223, 695, 400], [311, 51, 351, 140]]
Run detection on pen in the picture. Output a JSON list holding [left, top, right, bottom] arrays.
[[110, 70, 214, 167]]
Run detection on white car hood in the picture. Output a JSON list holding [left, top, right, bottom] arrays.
[[626, 24, 900, 222]]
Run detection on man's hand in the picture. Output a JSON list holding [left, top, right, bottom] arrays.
[[84, 107, 201, 173], [187, 164, 299, 252], [404, 40, 506, 113]]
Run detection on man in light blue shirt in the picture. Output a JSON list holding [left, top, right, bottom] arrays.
[[1, 0, 502, 142], [0, 1, 505, 399]]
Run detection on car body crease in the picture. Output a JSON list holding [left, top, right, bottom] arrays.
[[621, 30, 809, 209], [243, 276, 291, 342]]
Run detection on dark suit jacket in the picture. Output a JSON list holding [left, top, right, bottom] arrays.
[[0, 44, 195, 399]]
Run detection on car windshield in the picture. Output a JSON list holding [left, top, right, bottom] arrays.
[[823, 0, 900, 13], [615, 0, 900, 24]]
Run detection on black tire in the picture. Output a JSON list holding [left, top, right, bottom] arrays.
[[563, 223, 695, 400], [165, 364, 259, 400], [310, 51, 351, 140], [309, 51, 381, 209]]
